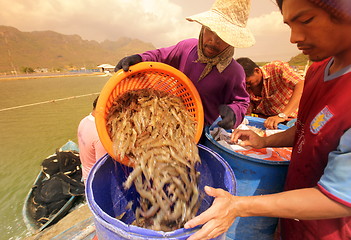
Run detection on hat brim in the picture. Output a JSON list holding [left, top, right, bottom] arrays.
[[186, 10, 255, 48]]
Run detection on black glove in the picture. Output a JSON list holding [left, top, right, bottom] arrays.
[[218, 105, 236, 130], [114, 54, 142, 72]]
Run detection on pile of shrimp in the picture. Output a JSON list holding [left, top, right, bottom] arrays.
[[106, 88, 201, 231]]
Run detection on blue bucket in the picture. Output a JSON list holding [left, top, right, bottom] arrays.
[[86, 144, 236, 240], [203, 116, 290, 240]]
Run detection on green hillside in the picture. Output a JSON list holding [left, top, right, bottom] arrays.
[[256, 54, 310, 67], [288, 53, 310, 66], [0, 26, 155, 74]]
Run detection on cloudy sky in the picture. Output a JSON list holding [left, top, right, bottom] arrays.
[[0, 0, 301, 62]]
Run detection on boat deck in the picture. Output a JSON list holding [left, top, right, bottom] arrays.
[[25, 203, 96, 240]]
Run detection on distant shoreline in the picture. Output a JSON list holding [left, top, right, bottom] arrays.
[[0, 72, 108, 81]]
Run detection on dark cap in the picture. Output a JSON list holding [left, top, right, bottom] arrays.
[[308, 0, 351, 20]]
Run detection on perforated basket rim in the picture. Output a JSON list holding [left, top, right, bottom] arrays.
[[95, 62, 204, 166]]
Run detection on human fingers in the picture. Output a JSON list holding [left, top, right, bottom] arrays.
[[231, 129, 256, 146], [184, 187, 230, 229], [273, 121, 279, 129], [264, 117, 274, 129], [185, 187, 234, 240], [184, 187, 217, 230], [186, 219, 228, 240], [264, 117, 281, 130], [230, 129, 247, 143]]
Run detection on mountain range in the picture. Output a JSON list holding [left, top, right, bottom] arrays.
[[0, 25, 309, 75], [0, 26, 156, 74]]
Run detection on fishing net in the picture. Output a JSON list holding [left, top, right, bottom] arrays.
[[29, 150, 85, 226]]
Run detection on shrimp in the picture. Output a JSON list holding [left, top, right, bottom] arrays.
[[107, 88, 201, 231]]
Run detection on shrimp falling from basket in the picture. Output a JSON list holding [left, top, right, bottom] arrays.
[[106, 88, 201, 231]]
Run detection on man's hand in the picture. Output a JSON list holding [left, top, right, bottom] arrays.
[[231, 129, 266, 149], [264, 115, 286, 129], [218, 105, 236, 130], [184, 186, 237, 240], [114, 54, 142, 72]]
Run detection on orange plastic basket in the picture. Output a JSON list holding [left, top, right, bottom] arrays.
[[95, 62, 204, 166]]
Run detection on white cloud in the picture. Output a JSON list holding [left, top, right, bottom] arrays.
[[235, 11, 300, 62], [248, 11, 291, 36], [0, 0, 193, 45]]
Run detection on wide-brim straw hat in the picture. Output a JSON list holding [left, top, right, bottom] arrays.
[[186, 0, 255, 48]]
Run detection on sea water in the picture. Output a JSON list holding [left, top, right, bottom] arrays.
[[0, 74, 109, 240]]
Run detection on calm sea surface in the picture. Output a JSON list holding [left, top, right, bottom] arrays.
[[0, 74, 110, 240]]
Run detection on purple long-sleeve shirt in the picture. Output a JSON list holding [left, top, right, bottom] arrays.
[[140, 38, 249, 127]]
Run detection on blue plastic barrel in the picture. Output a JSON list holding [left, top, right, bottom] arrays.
[[86, 144, 236, 240], [203, 116, 290, 240]]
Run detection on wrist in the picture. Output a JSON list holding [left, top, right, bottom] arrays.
[[277, 112, 288, 120], [235, 196, 256, 217], [263, 134, 276, 148], [239, 194, 279, 218]]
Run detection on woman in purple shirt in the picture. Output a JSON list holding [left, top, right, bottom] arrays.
[[115, 0, 254, 130]]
